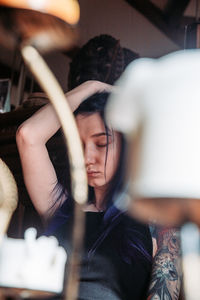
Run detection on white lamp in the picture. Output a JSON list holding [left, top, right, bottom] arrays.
[[106, 49, 200, 300], [107, 49, 200, 226]]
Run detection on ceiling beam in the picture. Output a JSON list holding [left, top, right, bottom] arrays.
[[125, 0, 193, 48], [164, 0, 191, 26]]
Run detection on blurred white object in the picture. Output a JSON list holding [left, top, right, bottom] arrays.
[[181, 223, 200, 300], [0, 228, 67, 294], [107, 49, 200, 199], [106, 48, 200, 300]]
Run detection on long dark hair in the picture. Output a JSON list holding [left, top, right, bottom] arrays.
[[73, 92, 126, 209], [47, 92, 152, 264]]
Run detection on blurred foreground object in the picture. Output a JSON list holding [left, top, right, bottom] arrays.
[[0, 1, 87, 299], [0, 159, 18, 241], [107, 49, 200, 300], [107, 49, 200, 227], [21, 43, 87, 300], [0, 158, 67, 299], [0, 228, 67, 297], [181, 223, 200, 300], [0, 0, 79, 52]]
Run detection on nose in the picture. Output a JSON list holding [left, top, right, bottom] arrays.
[[84, 145, 96, 166]]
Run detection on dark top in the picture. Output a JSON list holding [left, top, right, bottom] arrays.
[[49, 211, 152, 300]]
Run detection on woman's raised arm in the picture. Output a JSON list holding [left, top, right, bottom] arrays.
[[16, 80, 113, 218]]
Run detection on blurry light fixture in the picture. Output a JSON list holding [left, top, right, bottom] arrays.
[[107, 49, 200, 299], [107, 49, 200, 227], [0, 0, 80, 52]]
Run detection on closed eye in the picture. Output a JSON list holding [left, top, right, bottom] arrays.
[[97, 143, 108, 148], [94, 133, 112, 148]]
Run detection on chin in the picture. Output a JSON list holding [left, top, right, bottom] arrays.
[[88, 179, 103, 188], [88, 180, 108, 190], [88, 182, 100, 188]]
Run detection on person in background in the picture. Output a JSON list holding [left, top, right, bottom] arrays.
[[17, 34, 182, 299], [68, 34, 182, 300], [17, 81, 153, 299]]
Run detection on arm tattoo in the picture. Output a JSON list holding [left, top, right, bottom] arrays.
[[147, 226, 182, 300]]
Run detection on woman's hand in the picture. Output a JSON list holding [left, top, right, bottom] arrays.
[[91, 80, 114, 93], [65, 80, 114, 112]]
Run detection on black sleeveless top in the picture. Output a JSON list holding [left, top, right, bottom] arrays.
[[51, 211, 152, 300]]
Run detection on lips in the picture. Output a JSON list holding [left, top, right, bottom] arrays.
[[87, 171, 100, 177]]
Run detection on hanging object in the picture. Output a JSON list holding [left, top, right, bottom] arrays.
[[0, 0, 80, 52], [106, 49, 200, 300], [106, 48, 200, 300], [0, 0, 80, 25], [106, 49, 200, 227]]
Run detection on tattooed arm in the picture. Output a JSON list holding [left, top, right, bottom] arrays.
[[147, 226, 182, 300]]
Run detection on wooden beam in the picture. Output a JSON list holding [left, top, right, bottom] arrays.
[[125, 0, 187, 48], [164, 0, 190, 26]]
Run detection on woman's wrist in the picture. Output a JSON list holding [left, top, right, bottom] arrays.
[[65, 80, 114, 112], [91, 80, 113, 93]]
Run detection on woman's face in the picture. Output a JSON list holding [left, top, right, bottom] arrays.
[[76, 112, 121, 190]]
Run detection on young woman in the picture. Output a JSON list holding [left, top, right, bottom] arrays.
[[17, 81, 180, 300], [16, 80, 154, 299]]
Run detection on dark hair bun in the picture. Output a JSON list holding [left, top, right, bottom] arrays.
[[68, 34, 139, 89]]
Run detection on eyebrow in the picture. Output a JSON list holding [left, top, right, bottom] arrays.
[[91, 132, 112, 138]]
